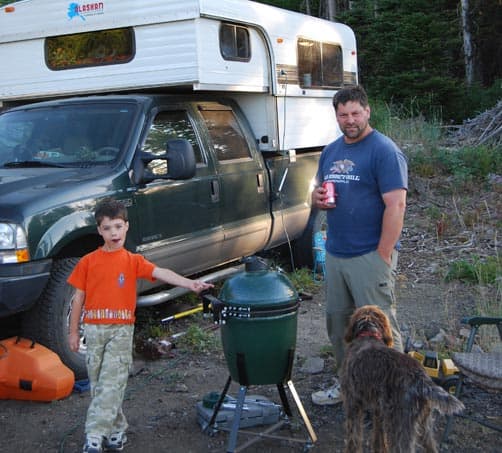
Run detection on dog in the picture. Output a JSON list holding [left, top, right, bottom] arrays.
[[340, 305, 464, 453]]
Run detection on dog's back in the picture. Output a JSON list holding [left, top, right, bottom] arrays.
[[342, 339, 464, 415], [341, 306, 464, 452]]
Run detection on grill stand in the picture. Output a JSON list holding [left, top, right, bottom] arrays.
[[203, 376, 317, 452]]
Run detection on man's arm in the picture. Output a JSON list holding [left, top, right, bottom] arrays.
[[377, 188, 407, 265]]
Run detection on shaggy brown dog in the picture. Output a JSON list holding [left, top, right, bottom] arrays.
[[340, 305, 464, 453]]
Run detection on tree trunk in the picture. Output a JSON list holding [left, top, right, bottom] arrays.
[[461, 0, 475, 85], [302, 0, 311, 15], [326, 0, 336, 20]]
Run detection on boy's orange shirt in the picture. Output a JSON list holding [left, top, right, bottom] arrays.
[[68, 247, 156, 324]]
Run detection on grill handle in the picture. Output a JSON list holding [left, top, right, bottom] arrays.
[[200, 292, 225, 324]]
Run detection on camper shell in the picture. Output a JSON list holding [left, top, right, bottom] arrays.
[[0, 0, 357, 151]]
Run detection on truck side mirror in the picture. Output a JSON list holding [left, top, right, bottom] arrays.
[[165, 138, 196, 180], [130, 138, 196, 184]]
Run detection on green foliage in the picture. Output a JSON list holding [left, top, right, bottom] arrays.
[[445, 255, 501, 285], [407, 145, 502, 185], [369, 98, 442, 146], [335, 0, 501, 122], [177, 324, 219, 353], [287, 267, 318, 293], [369, 99, 501, 184]]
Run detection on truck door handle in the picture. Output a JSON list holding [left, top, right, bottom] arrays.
[[210, 179, 220, 202], [256, 173, 264, 194]]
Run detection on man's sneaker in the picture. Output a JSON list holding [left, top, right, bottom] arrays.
[[83, 436, 103, 453], [103, 432, 127, 451], [311, 383, 342, 406]]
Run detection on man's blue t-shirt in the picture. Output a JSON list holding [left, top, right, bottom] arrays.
[[316, 130, 408, 258]]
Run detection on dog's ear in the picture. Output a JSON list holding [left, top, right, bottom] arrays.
[[344, 312, 357, 343], [378, 310, 394, 347]]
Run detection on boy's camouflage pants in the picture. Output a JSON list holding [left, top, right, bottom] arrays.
[[84, 323, 134, 439]]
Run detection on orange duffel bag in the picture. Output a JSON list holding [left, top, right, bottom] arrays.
[[0, 336, 74, 401]]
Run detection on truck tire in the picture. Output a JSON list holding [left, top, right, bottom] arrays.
[[292, 209, 327, 268], [21, 257, 87, 379]]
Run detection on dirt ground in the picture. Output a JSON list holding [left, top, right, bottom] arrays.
[[0, 176, 501, 453]]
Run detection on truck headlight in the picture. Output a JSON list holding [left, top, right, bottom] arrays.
[[0, 223, 30, 263]]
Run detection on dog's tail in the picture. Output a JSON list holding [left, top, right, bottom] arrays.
[[423, 383, 465, 415]]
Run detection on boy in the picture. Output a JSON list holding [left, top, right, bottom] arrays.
[[68, 199, 213, 452]]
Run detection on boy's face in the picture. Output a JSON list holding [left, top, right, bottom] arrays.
[[97, 216, 129, 251]]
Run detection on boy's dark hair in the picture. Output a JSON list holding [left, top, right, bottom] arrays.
[[95, 199, 128, 225], [332, 85, 369, 111]]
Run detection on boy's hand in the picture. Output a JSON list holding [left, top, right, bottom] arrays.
[[69, 331, 80, 352], [191, 280, 214, 293]]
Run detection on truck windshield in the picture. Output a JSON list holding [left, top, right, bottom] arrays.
[[0, 103, 137, 167]]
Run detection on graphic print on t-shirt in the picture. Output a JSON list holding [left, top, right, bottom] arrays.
[[330, 159, 355, 174], [326, 159, 360, 184]]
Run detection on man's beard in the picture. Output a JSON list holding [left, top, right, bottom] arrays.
[[342, 123, 366, 139]]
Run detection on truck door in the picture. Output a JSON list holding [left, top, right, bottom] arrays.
[[196, 102, 270, 260], [131, 106, 223, 278]]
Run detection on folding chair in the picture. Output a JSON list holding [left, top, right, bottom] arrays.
[[442, 316, 502, 443]]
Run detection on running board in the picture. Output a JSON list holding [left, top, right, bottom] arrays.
[[136, 264, 244, 307]]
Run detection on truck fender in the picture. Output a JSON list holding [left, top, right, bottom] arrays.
[[33, 210, 97, 259]]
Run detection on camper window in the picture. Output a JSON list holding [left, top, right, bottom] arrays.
[[219, 23, 251, 62], [45, 28, 134, 70], [297, 38, 343, 89]]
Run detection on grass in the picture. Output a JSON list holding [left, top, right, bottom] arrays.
[[445, 255, 500, 286], [176, 323, 220, 353], [287, 267, 319, 294]]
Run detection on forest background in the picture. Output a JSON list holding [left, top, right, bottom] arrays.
[[1, 0, 500, 122]]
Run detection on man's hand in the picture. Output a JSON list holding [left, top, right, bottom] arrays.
[[312, 186, 335, 209]]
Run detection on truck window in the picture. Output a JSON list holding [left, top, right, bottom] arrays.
[[45, 27, 134, 70], [219, 23, 251, 62], [0, 104, 135, 166], [297, 38, 343, 89], [199, 108, 252, 161], [142, 111, 203, 176]]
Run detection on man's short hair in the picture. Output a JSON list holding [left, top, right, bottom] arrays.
[[95, 199, 128, 225], [332, 85, 369, 111]]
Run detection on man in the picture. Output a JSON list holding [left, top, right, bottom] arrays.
[[311, 85, 408, 405]]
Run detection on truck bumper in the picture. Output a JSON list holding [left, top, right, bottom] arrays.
[[0, 260, 52, 317]]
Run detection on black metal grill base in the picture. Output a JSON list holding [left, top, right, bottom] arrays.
[[203, 376, 317, 452]]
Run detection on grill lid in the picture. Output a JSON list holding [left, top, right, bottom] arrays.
[[218, 257, 298, 310]]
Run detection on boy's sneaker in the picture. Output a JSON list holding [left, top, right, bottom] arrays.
[[83, 436, 103, 453], [311, 382, 342, 406], [103, 432, 127, 451]]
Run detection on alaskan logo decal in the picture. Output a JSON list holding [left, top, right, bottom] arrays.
[[67, 2, 104, 21]]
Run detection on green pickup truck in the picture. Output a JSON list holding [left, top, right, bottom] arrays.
[[0, 94, 323, 378], [0, 0, 357, 378]]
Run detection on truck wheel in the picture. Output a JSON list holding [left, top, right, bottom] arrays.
[[292, 209, 327, 268], [441, 375, 460, 395], [21, 258, 87, 380]]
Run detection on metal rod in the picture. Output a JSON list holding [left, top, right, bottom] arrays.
[[287, 380, 317, 444], [227, 386, 247, 453]]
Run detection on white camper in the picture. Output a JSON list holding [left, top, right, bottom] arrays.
[[0, 0, 358, 151]]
